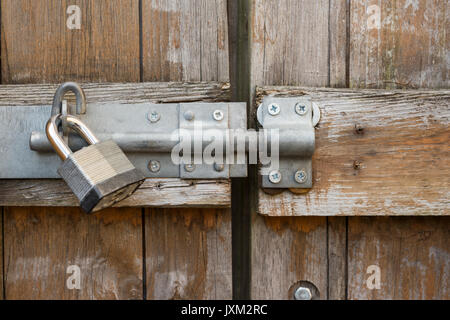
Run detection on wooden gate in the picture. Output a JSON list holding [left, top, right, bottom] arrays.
[[0, 0, 448, 300]]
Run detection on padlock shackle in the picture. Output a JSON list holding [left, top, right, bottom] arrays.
[[51, 82, 87, 116], [46, 114, 100, 161]]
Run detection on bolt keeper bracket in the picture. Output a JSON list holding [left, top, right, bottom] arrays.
[[257, 96, 320, 189]]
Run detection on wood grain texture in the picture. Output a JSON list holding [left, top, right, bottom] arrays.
[[3, 207, 142, 300], [251, 0, 330, 89], [145, 208, 232, 299], [142, 0, 232, 300], [0, 81, 231, 106], [350, 0, 449, 89], [348, 217, 449, 299], [249, 0, 332, 300], [1, 0, 140, 83], [0, 179, 230, 208], [329, 0, 348, 87], [251, 217, 327, 299], [256, 86, 450, 216], [347, 0, 450, 301], [142, 0, 229, 82], [1, 0, 143, 300], [328, 217, 347, 300]]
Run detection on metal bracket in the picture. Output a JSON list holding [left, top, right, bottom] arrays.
[[257, 96, 320, 189], [0, 96, 319, 189]]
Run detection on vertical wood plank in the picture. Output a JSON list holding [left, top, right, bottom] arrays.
[[329, 0, 348, 87], [141, 0, 232, 299], [142, 0, 229, 82], [1, 0, 140, 83], [145, 209, 231, 299], [2, 0, 143, 299], [4, 207, 142, 300], [327, 217, 347, 300], [249, 0, 341, 300], [350, 0, 448, 89], [348, 0, 449, 299], [348, 217, 449, 300]]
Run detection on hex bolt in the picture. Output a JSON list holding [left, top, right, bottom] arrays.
[[213, 110, 224, 121], [184, 163, 196, 172], [295, 102, 309, 116], [294, 287, 312, 300], [267, 103, 280, 116], [148, 110, 161, 123], [294, 170, 307, 184], [268, 170, 282, 184], [213, 162, 225, 172], [148, 160, 161, 173], [184, 110, 195, 121]]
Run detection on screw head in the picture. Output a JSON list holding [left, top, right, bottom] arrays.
[[148, 110, 161, 123], [184, 110, 195, 121], [294, 287, 312, 300], [184, 163, 196, 172], [148, 160, 161, 173], [267, 103, 280, 116], [268, 170, 282, 184], [213, 110, 224, 121], [294, 170, 307, 184], [295, 103, 309, 116], [213, 162, 225, 172]]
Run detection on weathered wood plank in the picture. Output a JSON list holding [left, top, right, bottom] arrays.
[[3, 207, 143, 299], [257, 86, 450, 216], [1, 0, 143, 300], [0, 179, 230, 208], [1, 0, 140, 83], [249, 0, 330, 300], [251, 0, 330, 88], [329, 0, 348, 87], [142, 0, 229, 82], [347, 0, 450, 301], [251, 217, 327, 299], [348, 217, 449, 299], [350, 0, 449, 89], [142, 0, 233, 300], [145, 208, 232, 299], [327, 217, 347, 300], [0, 82, 231, 106]]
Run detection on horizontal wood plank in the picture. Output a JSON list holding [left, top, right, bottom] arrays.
[[257, 86, 449, 216], [0, 179, 230, 208], [0, 82, 231, 208]]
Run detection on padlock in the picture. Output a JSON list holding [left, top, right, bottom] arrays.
[[46, 113, 145, 213]]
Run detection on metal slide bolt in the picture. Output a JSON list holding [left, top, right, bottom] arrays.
[[148, 160, 161, 173], [294, 170, 307, 184], [267, 103, 280, 116], [294, 287, 312, 300], [268, 170, 282, 184]]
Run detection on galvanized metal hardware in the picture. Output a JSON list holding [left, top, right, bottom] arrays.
[[257, 96, 320, 189], [0, 83, 320, 190], [46, 113, 145, 213]]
